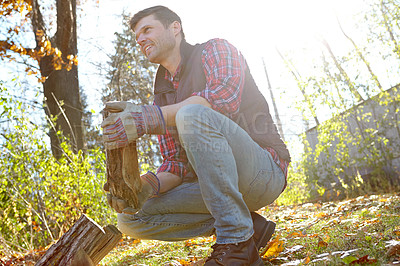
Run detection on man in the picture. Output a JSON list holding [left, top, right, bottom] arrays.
[[101, 5, 290, 265]]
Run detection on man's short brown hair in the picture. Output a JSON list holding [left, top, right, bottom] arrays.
[[130, 5, 185, 39]]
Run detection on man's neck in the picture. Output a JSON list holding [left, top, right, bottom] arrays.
[[162, 39, 182, 75]]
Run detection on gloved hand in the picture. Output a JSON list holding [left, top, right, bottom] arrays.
[[104, 171, 160, 214], [101, 101, 166, 150]]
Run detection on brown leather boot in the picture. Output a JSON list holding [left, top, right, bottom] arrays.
[[204, 237, 264, 265], [251, 212, 276, 250]]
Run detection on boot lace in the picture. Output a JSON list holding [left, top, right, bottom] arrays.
[[206, 243, 233, 263]]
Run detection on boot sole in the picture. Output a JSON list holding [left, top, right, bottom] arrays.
[[256, 221, 276, 250]]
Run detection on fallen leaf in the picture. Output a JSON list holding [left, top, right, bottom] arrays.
[[288, 231, 307, 238], [387, 244, 400, 257], [131, 239, 141, 245], [350, 255, 377, 264], [342, 255, 358, 264], [262, 237, 284, 259], [177, 258, 190, 265], [318, 238, 328, 248], [315, 212, 329, 218]]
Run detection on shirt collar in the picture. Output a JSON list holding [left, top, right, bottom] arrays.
[[164, 63, 182, 83]]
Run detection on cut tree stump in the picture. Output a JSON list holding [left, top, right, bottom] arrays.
[[35, 214, 122, 266]]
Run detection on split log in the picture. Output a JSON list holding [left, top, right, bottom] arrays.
[[104, 109, 142, 208], [35, 214, 122, 266]]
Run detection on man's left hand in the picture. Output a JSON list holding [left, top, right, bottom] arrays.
[[101, 101, 165, 150]]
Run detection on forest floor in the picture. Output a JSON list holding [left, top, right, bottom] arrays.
[[2, 193, 400, 265]]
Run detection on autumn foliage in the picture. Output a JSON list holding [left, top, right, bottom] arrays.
[[0, 0, 78, 83]]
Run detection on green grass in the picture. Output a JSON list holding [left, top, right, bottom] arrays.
[[101, 237, 215, 265], [100, 193, 400, 265], [259, 193, 400, 265]]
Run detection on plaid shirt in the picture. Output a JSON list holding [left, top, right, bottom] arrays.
[[156, 39, 289, 184]]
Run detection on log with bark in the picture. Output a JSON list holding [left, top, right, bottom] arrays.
[[35, 214, 122, 266], [104, 141, 142, 208], [103, 108, 142, 209]]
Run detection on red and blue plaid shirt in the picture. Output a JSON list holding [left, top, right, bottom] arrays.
[[156, 39, 289, 183]]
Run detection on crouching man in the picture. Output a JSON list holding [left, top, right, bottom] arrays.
[[101, 5, 290, 265]]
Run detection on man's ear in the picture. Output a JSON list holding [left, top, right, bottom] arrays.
[[171, 21, 182, 37]]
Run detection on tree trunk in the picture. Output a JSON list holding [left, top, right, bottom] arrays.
[[261, 57, 285, 141], [336, 16, 383, 92], [35, 214, 122, 266], [380, 0, 400, 59], [321, 38, 365, 103], [44, 66, 84, 157], [32, 0, 84, 158], [276, 48, 320, 127]]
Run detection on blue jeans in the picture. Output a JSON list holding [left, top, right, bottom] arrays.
[[118, 104, 285, 244]]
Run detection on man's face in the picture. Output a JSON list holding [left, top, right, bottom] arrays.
[[134, 15, 176, 64]]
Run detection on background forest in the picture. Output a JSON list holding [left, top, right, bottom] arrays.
[[1, 0, 400, 261]]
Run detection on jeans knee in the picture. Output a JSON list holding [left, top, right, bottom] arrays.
[[117, 213, 134, 236], [117, 213, 150, 239], [176, 104, 206, 127], [176, 104, 210, 134]]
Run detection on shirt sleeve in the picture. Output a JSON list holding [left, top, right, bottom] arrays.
[[156, 128, 188, 178], [193, 38, 246, 118]]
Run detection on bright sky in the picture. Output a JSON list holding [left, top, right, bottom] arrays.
[[79, 0, 363, 131]]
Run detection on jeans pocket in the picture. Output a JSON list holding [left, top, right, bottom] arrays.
[[243, 169, 272, 205], [244, 168, 284, 210]]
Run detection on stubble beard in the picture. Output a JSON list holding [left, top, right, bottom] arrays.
[[147, 33, 176, 65]]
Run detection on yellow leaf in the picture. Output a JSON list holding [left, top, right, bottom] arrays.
[[36, 30, 44, 38], [262, 237, 284, 259], [178, 258, 190, 265], [131, 239, 141, 245], [44, 40, 51, 51], [54, 63, 62, 71], [315, 212, 328, 218], [303, 256, 311, 264], [288, 231, 306, 238], [318, 237, 328, 248]]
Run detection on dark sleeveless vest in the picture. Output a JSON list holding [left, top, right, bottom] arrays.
[[154, 40, 291, 163]]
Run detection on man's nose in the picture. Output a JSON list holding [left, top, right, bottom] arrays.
[[137, 35, 146, 45]]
